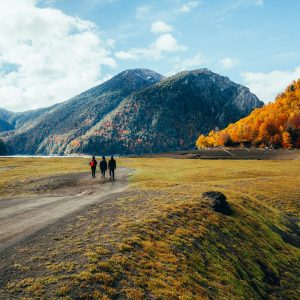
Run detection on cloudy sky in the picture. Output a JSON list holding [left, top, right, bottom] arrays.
[[0, 0, 299, 111]]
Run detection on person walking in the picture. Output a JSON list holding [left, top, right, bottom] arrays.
[[89, 156, 97, 178], [100, 156, 108, 178], [108, 156, 116, 180]]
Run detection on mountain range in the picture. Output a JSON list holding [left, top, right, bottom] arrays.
[[0, 68, 263, 155]]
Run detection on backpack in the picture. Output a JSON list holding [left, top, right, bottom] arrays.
[[90, 160, 96, 167]]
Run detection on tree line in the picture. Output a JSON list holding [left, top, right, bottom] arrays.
[[196, 79, 300, 149]]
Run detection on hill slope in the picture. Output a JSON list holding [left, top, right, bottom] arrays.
[[4, 69, 164, 154], [67, 69, 263, 155], [0, 119, 13, 132], [196, 79, 300, 149], [0, 108, 15, 132], [0, 139, 6, 155]]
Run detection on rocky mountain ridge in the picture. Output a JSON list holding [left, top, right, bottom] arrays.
[[66, 69, 262, 155], [1, 68, 263, 155]]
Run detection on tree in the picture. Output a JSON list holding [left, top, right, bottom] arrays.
[[196, 134, 211, 148], [0, 139, 7, 155], [196, 78, 300, 149], [282, 132, 292, 149]]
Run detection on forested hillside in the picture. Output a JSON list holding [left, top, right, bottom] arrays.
[[1, 69, 263, 155], [0, 139, 6, 155], [0, 108, 14, 132], [197, 79, 300, 149], [0, 119, 13, 132], [3, 69, 163, 154], [66, 69, 262, 155]]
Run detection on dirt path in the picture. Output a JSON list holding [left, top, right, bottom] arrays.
[[0, 167, 130, 251]]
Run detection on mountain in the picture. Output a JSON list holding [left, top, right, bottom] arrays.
[[3, 69, 164, 154], [0, 108, 15, 132], [0, 108, 14, 121], [196, 79, 300, 149], [0, 119, 14, 132], [0, 107, 51, 132], [66, 69, 263, 155], [0, 139, 6, 155], [2, 68, 262, 155]]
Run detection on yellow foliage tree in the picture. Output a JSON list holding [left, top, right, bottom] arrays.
[[282, 132, 292, 149], [196, 79, 300, 149]]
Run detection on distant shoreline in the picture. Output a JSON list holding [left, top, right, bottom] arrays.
[[1, 149, 299, 160]]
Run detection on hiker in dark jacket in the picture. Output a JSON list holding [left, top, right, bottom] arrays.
[[100, 156, 108, 178], [89, 156, 97, 178], [108, 156, 116, 180]]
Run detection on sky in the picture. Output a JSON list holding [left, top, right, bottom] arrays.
[[0, 0, 299, 111]]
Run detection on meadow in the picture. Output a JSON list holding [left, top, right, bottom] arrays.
[[0, 157, 88, 197], [0, 157, 299, 299]]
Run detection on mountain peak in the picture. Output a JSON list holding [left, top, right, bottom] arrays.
[[117, 68, 164, 84], [2, 68, 263, 155]]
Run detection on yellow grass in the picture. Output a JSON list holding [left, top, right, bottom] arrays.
[[123, 158, 300, 215], [1, 157, 300, 299], [0, 157, 89, 197]]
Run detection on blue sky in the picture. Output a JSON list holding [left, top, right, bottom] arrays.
[[0, 0, 299, 111]]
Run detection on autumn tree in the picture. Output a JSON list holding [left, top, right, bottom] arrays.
[[196, 78, 300, 149], [282, 132, 292, 149]]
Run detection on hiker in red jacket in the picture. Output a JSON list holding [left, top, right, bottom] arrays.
[[89, 156, 97, 178]]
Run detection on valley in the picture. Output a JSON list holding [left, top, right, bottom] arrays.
[[1, 1, 299, 299], [0, 157, 299, 299]]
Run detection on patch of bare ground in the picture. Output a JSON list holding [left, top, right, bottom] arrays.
[[0, 168, 129, 251], [0, 171, 104, 199], [0, 189, 158, 299]]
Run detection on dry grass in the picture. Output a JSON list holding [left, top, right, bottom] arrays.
[[125, 158, 300, 215], [0, 157, 300, 299], [0, 157, 89, 197]]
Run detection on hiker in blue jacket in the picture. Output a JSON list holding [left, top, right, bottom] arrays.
[[100, 156, 108, 178], [108, 156, 116, 180]]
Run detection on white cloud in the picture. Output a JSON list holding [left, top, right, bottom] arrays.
[[115, 33, 186, 60], [220, 57, 240, 69], [180, 1, 200, 13], [151, 21, 173, 34], [136, 2, 200, 22], [0, 0, 116, 112], [153, 34, 186, 52], [168, 53, 208, 75], [242, 66, 300, 102], [115, 51, 140, 60], [37, 0, 56, 5]]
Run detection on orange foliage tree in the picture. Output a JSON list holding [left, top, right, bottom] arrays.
[[196, 79, 300, 149]]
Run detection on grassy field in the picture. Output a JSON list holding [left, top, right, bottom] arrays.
[[0, 157, 300, 299], [0, 157, 89, 197]]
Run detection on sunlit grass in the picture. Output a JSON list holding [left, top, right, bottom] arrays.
[[124, 158, 300, 215], [0, 157, 89, 197], [1, 157, 300, 299]]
